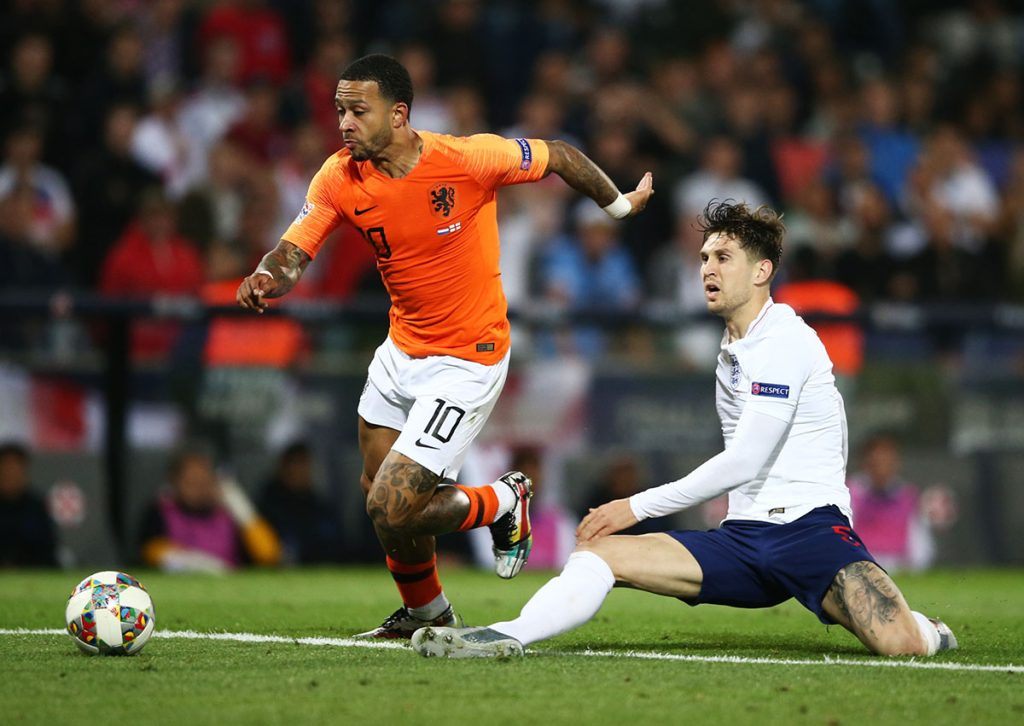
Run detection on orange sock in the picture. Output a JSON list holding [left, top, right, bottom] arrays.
[[454, 484, 500, 531], [386, 555, 442, 609]]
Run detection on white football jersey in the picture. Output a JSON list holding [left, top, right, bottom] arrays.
[[716, 299, 850, 524]]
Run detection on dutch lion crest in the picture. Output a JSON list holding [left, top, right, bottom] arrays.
[[429, 183, 456, 218]]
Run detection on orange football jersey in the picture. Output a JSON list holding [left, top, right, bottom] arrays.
[[282, 131, 550, 364]]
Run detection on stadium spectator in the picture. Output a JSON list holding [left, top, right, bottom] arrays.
[[177, 35, 247, 189], [0, 182, 70, 293], [225, 80, 289, 163], [782, 183, 850, 267], [721, 84, 781, 204], [0, 121, 76, 261], [274, 123, 328, 235], [257, 442, 344, 565], [139, 446, 281, 572], [899, 202, 989, 303], [0, 441, 58, 568], [71, 103, 161, 287], [496, 179, 569, 316], [848, 434, 957, 572], [291, 33, 355, 141], [855, 77, 919, 209], [673, 135, 768, 221], [540, 200, 642, 358], [1002, 149, 1024, 300], [648, 211, 722, 367], [444, 84, 488, 137], [0, 32, 67, 163], [396, 44, 453, 135], [98, 189, 204, 360], [832, 183, 900, 303], [579, 453, 662, 537], [903, 124, 1000, 255], [426, 0, 487, 97], [198, 0, 292, 86], [177, 138, 252, 253], [130, 77, 193, 197], [76, 23, 148, 152], [585, 123, 672, 273], [137, 0, 188, 89]]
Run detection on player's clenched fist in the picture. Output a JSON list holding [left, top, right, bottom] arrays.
[[236, 270, 277, 313]]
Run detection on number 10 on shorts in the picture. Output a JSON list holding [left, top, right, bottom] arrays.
[[423, 399, 466, 444]]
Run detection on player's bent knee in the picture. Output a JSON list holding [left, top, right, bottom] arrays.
[[573, 540, 615, 567], [365, 496, 416, 532]]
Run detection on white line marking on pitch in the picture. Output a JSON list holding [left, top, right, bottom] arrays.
[[2, 628, 1020, 674]]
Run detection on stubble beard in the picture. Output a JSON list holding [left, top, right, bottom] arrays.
[[351, 126, 392, 162]]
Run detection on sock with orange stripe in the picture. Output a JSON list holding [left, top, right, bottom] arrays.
[[454, 482, 517, 531], [386, 555, 449, 621]]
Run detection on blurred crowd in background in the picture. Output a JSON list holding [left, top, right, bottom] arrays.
[[2, 0, 1024, 331]]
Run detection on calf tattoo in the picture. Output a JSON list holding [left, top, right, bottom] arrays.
[[828, 561, 901, 638], [367, 460, 439, 526], [367, 460, 468, 535]]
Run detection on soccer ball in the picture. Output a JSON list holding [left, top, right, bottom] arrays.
[[65, 571, 156, 655]]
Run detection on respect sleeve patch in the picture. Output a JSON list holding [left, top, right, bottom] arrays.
[[514, 138, 532, 170], [751, 381, 790, 398]]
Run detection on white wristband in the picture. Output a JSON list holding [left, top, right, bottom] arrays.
[[255, 270, 274, 281], [602, 193, 632, 220]]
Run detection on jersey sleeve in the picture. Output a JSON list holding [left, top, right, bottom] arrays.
[[281, 158, 345, 259], [456, 134, 550, 189], [740, 331, 816, 423]]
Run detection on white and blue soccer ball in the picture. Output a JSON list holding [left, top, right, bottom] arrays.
[[65, 571, 156, 655]]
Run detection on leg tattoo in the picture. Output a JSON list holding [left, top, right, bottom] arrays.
[[828, 561, 902, 640], [367, 458, 470, 535]]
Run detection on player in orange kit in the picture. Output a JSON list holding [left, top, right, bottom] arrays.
[[237, 54, 653, 638]]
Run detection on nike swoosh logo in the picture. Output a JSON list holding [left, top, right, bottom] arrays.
[[415, 438, 440, 450], [354, 205, 378, 216]]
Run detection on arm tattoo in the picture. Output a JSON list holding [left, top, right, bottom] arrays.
[[828, 561, 901, 638], [546, 140, 620, 206], [256, 240, 311, 298]]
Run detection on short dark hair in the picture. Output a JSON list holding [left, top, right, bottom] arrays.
[[697, 200, 785, 277], [340, 54, 414, 109], [0, 441, 29, 464]]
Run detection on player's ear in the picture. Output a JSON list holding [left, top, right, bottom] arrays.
[[755, 259, 774, 284], [392, 102, 409, 127]]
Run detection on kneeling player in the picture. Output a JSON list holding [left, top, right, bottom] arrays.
[[412, 201, 957, 658]]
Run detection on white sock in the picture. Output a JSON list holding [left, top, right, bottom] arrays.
[[409, 592, 450, 622], [911, 611, 940, 656], [490, 550, 615, 645], [491, 479, 518, 518]]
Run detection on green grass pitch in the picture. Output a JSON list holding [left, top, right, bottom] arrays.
[[3, 567, 1022, 725]]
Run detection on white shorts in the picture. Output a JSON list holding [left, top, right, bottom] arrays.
[[357, 337, 510, 478]]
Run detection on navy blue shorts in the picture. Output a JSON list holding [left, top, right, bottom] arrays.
[[666, 505, 876, 624]]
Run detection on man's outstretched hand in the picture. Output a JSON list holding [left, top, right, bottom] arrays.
[[576, 498, 639, 542], [236, 271, 278, 313], [624, 172, 654, 217]]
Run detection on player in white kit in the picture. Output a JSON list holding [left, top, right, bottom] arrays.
[[412, 200, 958, 659]]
